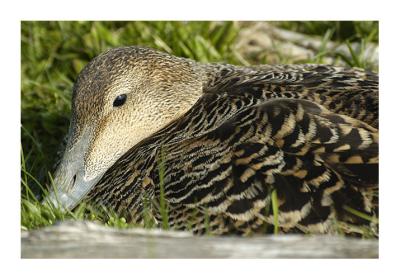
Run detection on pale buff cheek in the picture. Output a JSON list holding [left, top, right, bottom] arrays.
[[82, 113, 126, 179], [83, 112, 160, 180], [82, 91, 196, 181]]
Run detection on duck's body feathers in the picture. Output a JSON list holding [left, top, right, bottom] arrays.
[[81, 59, 378, 236]]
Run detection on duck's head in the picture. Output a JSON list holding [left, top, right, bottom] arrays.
[[47, 46, 204, 210]]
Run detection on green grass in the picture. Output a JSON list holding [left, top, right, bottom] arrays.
[[277, 21, 378, 43], [271, 189, 280, 235], [21, 21, 378, 235]]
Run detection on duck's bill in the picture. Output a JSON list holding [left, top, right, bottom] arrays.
[[45, 172, 101, 211], [43, 128, 105, 211]]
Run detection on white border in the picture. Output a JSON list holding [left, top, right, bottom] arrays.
[[1, 0, 399, 279]]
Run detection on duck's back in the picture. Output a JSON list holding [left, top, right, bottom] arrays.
[[203, 64, 378, 128]]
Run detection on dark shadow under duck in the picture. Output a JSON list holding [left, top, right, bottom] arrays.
[[47, 46, 378, 236]]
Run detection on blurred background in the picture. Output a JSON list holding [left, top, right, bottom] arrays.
[[21, 21, 378, 229]]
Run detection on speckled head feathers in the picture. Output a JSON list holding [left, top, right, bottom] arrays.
[[69, 46, 205, 147]]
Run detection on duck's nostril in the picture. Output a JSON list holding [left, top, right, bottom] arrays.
[[72, 174, 77, 187]]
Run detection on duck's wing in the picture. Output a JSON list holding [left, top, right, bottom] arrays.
[[161, 98, 378, 234], [206, 64, 379, 129]]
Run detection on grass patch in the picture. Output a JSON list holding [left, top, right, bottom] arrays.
[[343, 205, 378, 224], [276, 21, 378, 43]]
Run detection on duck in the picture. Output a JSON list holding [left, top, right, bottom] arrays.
[[47, 46, 378, 236]]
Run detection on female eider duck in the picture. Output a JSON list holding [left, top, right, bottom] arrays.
[[48, 46, 378, 235]]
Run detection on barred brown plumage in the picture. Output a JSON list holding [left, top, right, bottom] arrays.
[[47, 46, 378, 236]]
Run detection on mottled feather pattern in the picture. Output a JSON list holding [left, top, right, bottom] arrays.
[[84, 60, 378, 236]]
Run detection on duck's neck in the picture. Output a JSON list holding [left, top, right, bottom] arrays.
[[194, 61, 237, 90]]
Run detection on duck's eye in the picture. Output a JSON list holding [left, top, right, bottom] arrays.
[[113, 94, 127, 107]]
